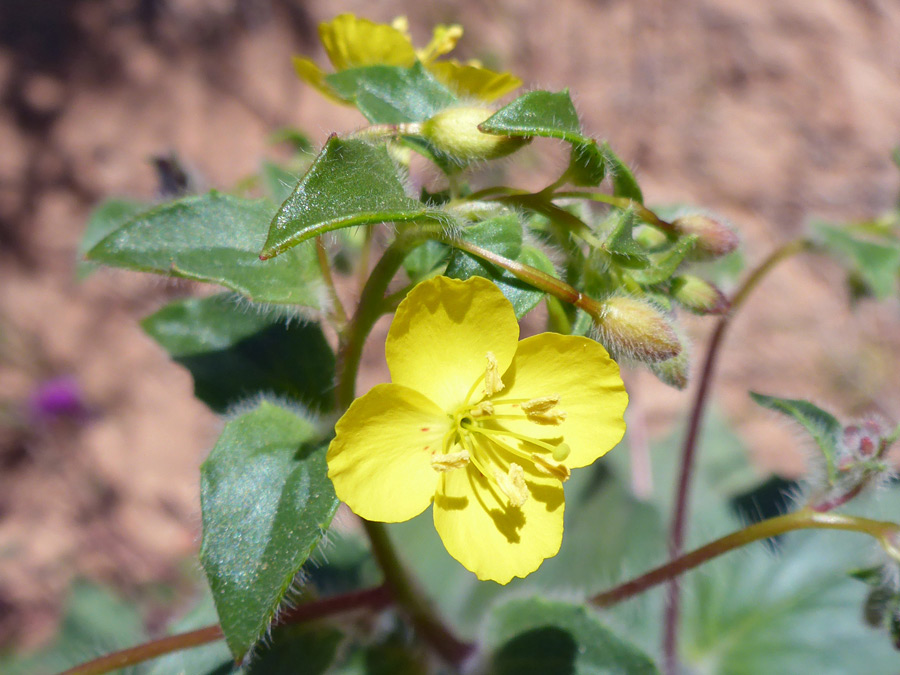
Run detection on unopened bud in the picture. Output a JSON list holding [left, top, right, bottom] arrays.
[[589, 295, 682, 363], [671, 214, 739, 261], [421, 106, 530, 162], [671, 275, 729, 315], [843, 417, 893, 460], [649, 346, 691, 390]]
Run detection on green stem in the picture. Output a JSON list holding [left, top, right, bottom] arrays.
[[554, 191, 671, 229], [662, 237, 813, 673], [334, 235, 419, 411], [591, 510, 900, 608], [363, 521, 474, 665], [59, 586, 392, 675]]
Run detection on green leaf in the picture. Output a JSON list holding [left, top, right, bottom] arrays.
[[749, 392, 842, 481], [446, 215, 554, 318], [403, 239, 449, 283], [486, 598, 659, 675], [262, 136, 445, 259], [326, 62, 457, 124], [602, 209, 650, 268], [480, 89, 582, 140], [601, 142, 644, 203], [142, 294, 335, 414], [480, 90, 608, 188], [200, 401, 338, 659], [87, 191, 323, 306], [243, 624, 343, 674], [77, 198, 146, 279], [813, 222, 900, 299], [631, 235, 697, 284]]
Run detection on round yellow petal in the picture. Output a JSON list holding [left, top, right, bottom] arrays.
[[432, 463, 564, 584], [319, 14, 416, 70], [328, 383, 449, 522], [498, 334, 628, 469], [386, 276, 519, 412]]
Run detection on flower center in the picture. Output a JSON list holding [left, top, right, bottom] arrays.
[[430, 351, 572, 509]]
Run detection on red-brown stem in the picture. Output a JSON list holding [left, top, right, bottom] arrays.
[[59, 585, 392, 675], [591, 510, 897, 609], [662, 239, 811, 674]]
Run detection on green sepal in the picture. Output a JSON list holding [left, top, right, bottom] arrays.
[[602, 209, 650, 269], [200, 401, 338, 659], [261, 135, 447, 259], [600, 142, 644, 203], [485, 598, 660, 674], [141, 294, 336, 414], [631, 235, 697, 284], [326, 62, 457, 124], [87, 191, 323, 307], [749, 392, 842, 482]]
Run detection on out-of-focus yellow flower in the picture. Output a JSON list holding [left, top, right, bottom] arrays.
[[327, 276, 628, 583], [293, 14, 521, 104]]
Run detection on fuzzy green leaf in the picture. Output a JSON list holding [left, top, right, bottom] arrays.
[[749, 392, 842, 481], [87, 191, 323, 306], [262, 135, 444, 259], [446, 215, 554, 318], [77, 198, 146, 279], [632, 236, 697, 285], [326, 62, 457, 124], [480, 90, 608, 187], [200, 401, 338, 659], [142, 294, 335, 414], [486, 598, 659, 675]]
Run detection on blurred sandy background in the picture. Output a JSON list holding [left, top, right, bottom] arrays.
[[1, 0, 899, 651]]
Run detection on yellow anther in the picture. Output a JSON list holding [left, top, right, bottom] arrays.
[[484, 351, 505, 396], [551, 443, 571, 462], [493, 462, 528, 507], [526, 409, 567, 425], [431, 448, 470, 472], [521, 395, 560, 413], [470, 401, 494, 417], [532, 454, 571, 481]]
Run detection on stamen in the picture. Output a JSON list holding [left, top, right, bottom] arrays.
[[532, 453, 571, 481], [484, 351, 505, 396], [470, 401, 494, 417], [526, 409, 567, 425], [466, 424, 560, 455], [521, 395, 561, 413], [493, 463, 528, 507], [431, 448, 470, 472]]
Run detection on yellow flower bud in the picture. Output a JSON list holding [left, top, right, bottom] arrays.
[[591, 296, 682, 363], [421, 106, 530, 162], [671, 275, 729, 315]]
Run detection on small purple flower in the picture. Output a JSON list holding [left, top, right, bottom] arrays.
[[28, 376, 89, 424]]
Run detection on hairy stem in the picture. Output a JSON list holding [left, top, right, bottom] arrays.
[[553, 191, 671, 229], [591, 510, 899, 608], [363, 521, 474, 666], [316, 236, 348, 331], [662, 238, 812, 673], [60, 586, 392, 675]]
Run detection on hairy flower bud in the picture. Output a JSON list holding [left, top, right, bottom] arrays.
[[671, 214, 739, 261], [589, 295, 682, 363], [671, 275, 729, 315], [421, 106, 530, 162]]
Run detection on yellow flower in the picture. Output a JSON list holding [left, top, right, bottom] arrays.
[[294, 14, 521, 104], [327, 276, 628, 584]]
